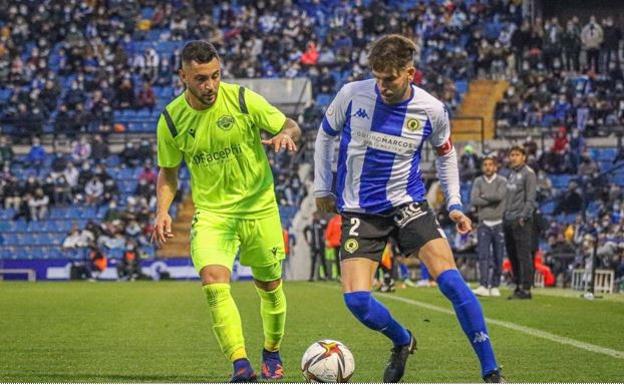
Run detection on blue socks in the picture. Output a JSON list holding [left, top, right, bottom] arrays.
[[344, 291, 411, 347], [437, 269, 498, 376]]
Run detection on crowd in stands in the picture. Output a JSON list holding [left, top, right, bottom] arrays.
[[0, 133, 173, 276], [494, 15, 624, 135], [1, 1, 624, 287], [1, 1, 623, 136], [0, 0, 529, 139]]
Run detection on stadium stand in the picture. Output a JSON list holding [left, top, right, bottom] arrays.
[[0, 0, 622, 288]]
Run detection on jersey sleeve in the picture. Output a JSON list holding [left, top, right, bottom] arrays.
[[427, 103, 452, 154], [156, 113, 183, 168], [320, 85, 350, 137], [244, 88, 287, 135], [428, 103, 462, 211]]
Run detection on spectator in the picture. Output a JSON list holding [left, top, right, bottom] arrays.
[[581, 16, 603, 73], [325, 213, 342, 279], [28, 187, 49, 220], [561, 20, 581, 72], [138, 164, 157, 184], [554, 182, 584, 215], [115, 77, 135, 109], [304, 212, 330, 281], [91, 135, 109, 161], [62, 226, 94, 250], [26, 137, 46, 166], [71, 136, 92, 163], [120, 141, 141, 168], [300, 41, 319, 66], [102, 178, 119, 204], [143, 48, 160, 81], [470, 155, 507, 297], [117, 239, 141, 280], [137, 81, 156, 111], [601, 17, 621, 72], [85, 176, 104, 205], [3, 175, 22, 210], [88, 244, 108, 280], [0, 136, 14, 167], [53, 175, 73, 205]]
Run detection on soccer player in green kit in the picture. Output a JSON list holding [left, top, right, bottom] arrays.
[[152, 41, 301, 382]]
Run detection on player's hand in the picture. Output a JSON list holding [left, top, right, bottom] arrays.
[[262, 133, 297, 153], [316, 195, 336, 213], [449, 210, 472, 235], [152, 212, 174, 247]]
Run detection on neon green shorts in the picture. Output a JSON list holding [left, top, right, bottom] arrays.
[[190, 209, 285, 281]]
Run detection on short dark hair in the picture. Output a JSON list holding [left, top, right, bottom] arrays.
[[508, 145, 526, 155], [181, 40, 220, 65], [482, 153, 497, 162], [368, 34, 416, 73]]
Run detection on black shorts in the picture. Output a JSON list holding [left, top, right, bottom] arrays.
[[340, 201, 445, 262]]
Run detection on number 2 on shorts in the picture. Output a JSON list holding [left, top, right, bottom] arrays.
[[349, 217, 360, 237]]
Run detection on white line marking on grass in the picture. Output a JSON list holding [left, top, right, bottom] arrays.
[[375, 292, 624, 360]]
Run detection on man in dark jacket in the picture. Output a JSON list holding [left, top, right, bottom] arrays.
[[503, 146, 537, 299], [303, 212, 330, 281], [601, 17, 621, 72]]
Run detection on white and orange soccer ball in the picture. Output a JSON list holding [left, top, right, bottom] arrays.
[[301, 339, 355, 383]]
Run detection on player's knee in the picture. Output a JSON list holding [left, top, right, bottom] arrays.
[[344, 291, 372, 320], [200, 265, 230, 285], [436, 269, 473, 305]]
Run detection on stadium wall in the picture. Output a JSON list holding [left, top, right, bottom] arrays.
[[0, 258, 253, 281]]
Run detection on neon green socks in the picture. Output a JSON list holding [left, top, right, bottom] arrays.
[[255, 282, 287, 352], [203, 283, 247, 361]]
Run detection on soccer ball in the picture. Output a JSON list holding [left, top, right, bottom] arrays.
[[301, 339, 355, 383]]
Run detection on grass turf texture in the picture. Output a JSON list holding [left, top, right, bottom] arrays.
[[1, 281, 623, 382]]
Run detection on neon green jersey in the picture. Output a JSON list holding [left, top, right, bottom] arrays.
[[157, 82, 286, 217]]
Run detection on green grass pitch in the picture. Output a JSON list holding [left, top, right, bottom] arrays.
[[1, 281, 623, 382]]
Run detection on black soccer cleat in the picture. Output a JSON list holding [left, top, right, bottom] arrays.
[[483, 368, 506, 383], [383, 330, 417, 383], [507, 289, 532, 300]]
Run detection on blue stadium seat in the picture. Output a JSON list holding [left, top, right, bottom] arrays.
[[455, 80, 468, 96], [540, 201, 555, 215], [550, 174, 574, 189], [0, 247, 14, 259]]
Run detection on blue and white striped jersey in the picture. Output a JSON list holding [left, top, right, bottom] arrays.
[[314, 79, 462, 214]]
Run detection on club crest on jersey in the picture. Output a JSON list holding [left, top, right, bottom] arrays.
[[217, 115, 235, 130], [406, 118, 421, 132], [344, 238, 359, 254]]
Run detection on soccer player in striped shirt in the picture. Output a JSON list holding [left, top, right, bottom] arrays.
[[314, 35, 505, 383]]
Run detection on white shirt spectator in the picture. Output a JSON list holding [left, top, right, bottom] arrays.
[[64, 164, 79, 187], [144, 48, 159, 69], [62, 229, 94, 249], [85, 177, 104, 198], [581, 20, 604, 49]]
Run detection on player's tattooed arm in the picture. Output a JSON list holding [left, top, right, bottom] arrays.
[[262, 118, 301, 153]]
